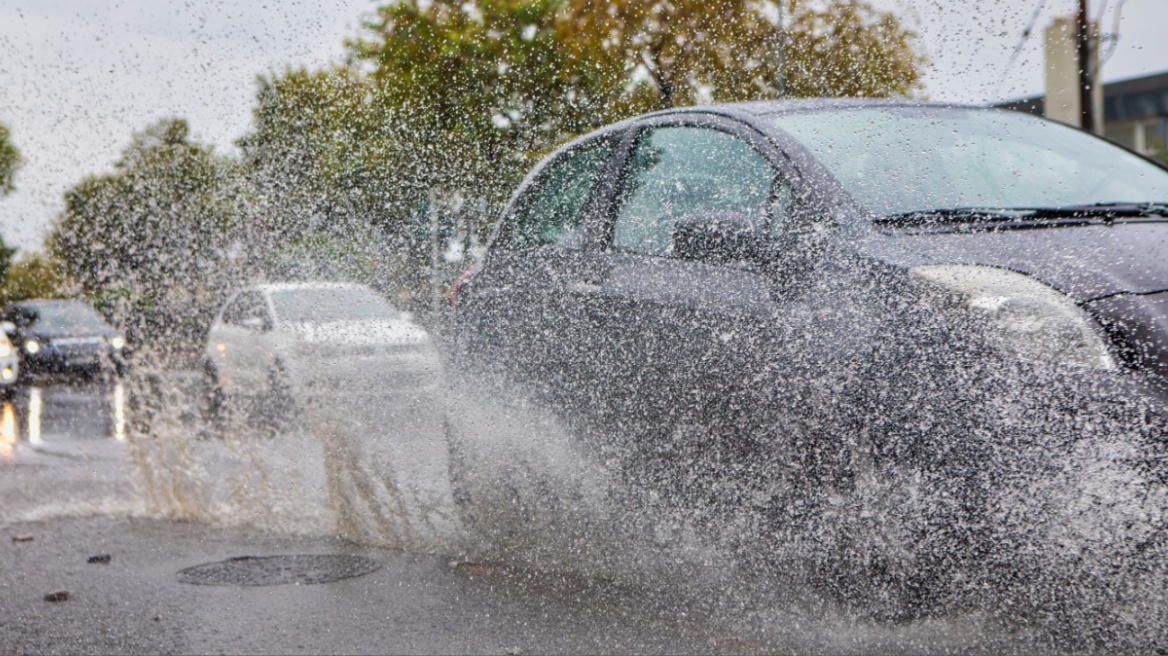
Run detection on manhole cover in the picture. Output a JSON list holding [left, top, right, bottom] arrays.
[[177, 555, 381, 586]]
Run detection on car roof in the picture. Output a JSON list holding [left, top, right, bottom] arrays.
[[644, 97, 987, 122], [553, 98, 994, 152], [244, 282, 374, 294], [11, 299, 93, 309]]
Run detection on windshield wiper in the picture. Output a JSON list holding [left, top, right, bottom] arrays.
[[1021, 202, 1168, 222], [875, 203, 1168, 227], [872, 208, 1032, 226]]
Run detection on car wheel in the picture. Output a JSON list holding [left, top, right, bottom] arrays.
[[261, 358, 299, 433], [201, 359, 228, 434], [444, 418, 478, 531]]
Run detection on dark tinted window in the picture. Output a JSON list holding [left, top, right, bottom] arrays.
[[505, 138, 613, 248], [270, 287, 399, 323], [613, 127, 776, 256], [222, 292, 270, 328], [18, 302, 107, 330]]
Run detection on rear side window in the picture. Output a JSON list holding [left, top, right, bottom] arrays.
[[222, 292, 270, 328], [504, 138, 613, 249], [613, 127, 775, 257]]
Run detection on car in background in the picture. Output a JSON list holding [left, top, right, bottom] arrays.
[[203, 282, 439, 416], [450, 99, 1168, 619], [1, 300, 126, 381], [0, 327, 18, 396]]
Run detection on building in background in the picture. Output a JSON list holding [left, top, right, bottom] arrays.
[[996, 69, 1168, 161], [1040, 16, 1103, 132]]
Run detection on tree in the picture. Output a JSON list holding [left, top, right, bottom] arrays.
[[557, 0, 784, 110], [0, 235, 15, 288], [348, 0, 923, 191], [0, 252, 77, 306], [241, 0, 923, 305], [48, 119, 239, 350], [1, 122, 23, 287], [782, 0, 924, 98], [349, 0, 586, 216], [0, 122, 19, 197]]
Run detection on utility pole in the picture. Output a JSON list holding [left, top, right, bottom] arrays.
[[428, 188, 441, 319], [1075, 0, 1094, 132], [775, 0, 785, 98]]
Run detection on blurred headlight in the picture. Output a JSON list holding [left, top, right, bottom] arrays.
[[910, 264, 1115, 370], [110, 336, 126, 350], [0, 340, 10, 358], [24, 339, 40, 355]]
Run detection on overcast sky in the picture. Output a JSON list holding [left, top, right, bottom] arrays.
[[1, 0, 1166, 251]]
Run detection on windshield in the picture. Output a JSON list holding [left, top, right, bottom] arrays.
[[27, 302, 108, 330], [772, 107, 1168, 219], [269, 287, 400, 323]]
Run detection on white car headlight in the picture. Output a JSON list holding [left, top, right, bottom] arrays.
[[24, 339, 40, 355], [0, 339, 11, 358], [910, 264, 1115, 370], [110, 335, 126, 350]]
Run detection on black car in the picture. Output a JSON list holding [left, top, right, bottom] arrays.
[[2, 300, 127, 380], [449, 100, 1168, 624]]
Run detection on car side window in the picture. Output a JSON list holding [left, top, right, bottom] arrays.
[[12, 308, 37, 329], [505, 137, 613, 249], [222, 292, 270, 329], [613, 126, 778, 257]]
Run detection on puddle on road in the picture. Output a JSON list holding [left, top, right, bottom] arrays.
[[25, 360, 1128, 654], [125, 356, 459, 552], [177, 554, 383, 586], [0, 382, 126, 451]]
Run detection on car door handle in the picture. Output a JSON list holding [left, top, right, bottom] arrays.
[[567, 281, 602, 294]]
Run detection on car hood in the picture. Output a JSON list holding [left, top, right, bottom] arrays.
[[26, 325, 115, 340], [857, 221, 1168, 301], [288, 319, 431, 346]]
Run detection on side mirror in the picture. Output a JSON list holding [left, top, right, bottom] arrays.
[[240, 316, 269, 332], [0, 321, 14, 335], [672, 212, 769, 263]]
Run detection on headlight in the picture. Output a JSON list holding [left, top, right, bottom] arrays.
[[24, 339, 40, 355], [0, 341, 10, 358], [110, 336, 126, 350], [910, 265, 1115, 370]]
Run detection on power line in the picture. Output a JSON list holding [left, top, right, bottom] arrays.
[[993, 0, 1048, 98]]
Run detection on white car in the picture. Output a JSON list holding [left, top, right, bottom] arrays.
[[203, 282, 440, 414], [0, 323, 18, 394]]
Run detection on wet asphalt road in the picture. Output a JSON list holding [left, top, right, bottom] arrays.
[[2, 517, 746, 655], [0, 381, 761, 655], [0, 380, 1064, 655]]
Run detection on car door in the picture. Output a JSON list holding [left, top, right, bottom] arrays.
[[213, 290, 276, 392], [581, 117, 797, 443], [459, 133, 619, 408]]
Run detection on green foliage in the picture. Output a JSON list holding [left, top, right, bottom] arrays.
[[266, 233, 375, 284], [43, 0, 924, 334], [783, 0, 924, 98], [343, 0, 923, 212], [230, 0, 923, 307], [558, 0, 785, 110], [0, 235, 15, 287], [0, 252, 77, 306], [0, 122, 19, 197], [48, 119, 241, 350]]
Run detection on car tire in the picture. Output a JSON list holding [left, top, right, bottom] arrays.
[[261, 358, 299, 434], [444, 418, 478, 531], [202, 359, 228, 435]]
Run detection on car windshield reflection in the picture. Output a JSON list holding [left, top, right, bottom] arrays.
[[269, 287, 402, 323]]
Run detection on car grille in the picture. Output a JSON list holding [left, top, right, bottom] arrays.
[[50, 336, 105, 355]]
